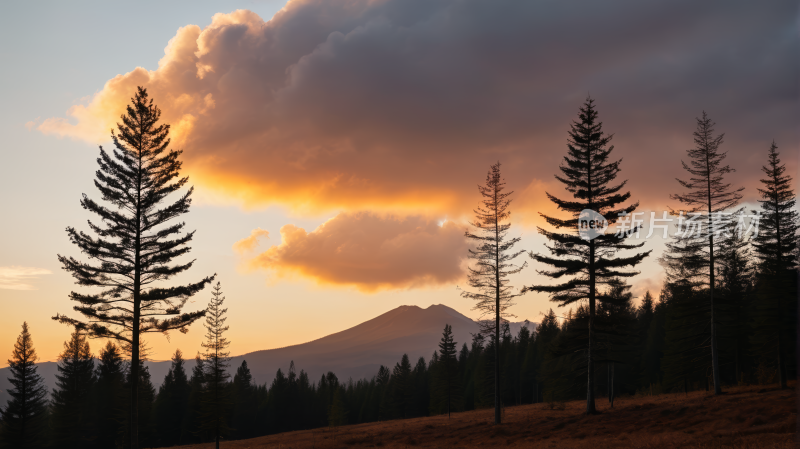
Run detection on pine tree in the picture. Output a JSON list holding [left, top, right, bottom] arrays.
[[668, 112, 744, 394], [528, 310, 560, 404], [375, 365, 391, 421], [525, 98, 649, 413], [514, 324, 532, 405], [435, 325, 461, 417], [461, 162, 527, 423], [640, 289, 668, 389], [121, 352, 156, 448], [94, 342, 125, 449], [200, 282, 231, 449], [181, 356, 204, 443], [660, 281, 709, 393], [231, 361, 257, 439], [410, 357, 429, 418], [596, 279, 637, 407], [751, 142, 799, 388], [0, 323, 48, 449], [155, 350, 191, 446], [391, 354, 412, 419], [716, 212, 754, 384], [327, 388, 347, 427], [53, 87, 214, 449], [50, 330, 96, 448]]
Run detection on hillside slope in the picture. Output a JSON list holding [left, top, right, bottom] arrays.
[[168, 383, 797, 448]]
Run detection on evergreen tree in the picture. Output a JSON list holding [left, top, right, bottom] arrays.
[[640, 289, 668, 389], [410, 357, 429, 418], [200, 282, 231, 449], [94, 341, 125, 449], [513, 324, 532, 405], [434, 325, 461, 417], [525, 98, 649, 413], [50, 330, 96, 448], [526, 310, 559, 404], [391, 354, 412, 419], [660, 281, 709, 393], [596, 279, 637, 407], [327, 388, 347, 427], [461, 162, 527, 424], [637, 292, 654, 330], [0, 323, 48, 449], [751, 142, 799, 388], [668, 112, 743, 395], [231, 361, 257, 439], [155, 349, 191, 446], [53, 87, 214, 449], [716, 212, 754, 384], [121, 353, 156, 448], [181, 356, 204, 443], [375, 365, 391, 421]]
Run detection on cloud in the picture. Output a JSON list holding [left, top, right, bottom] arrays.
[[233, 227, 270, 254], [245, 212, 470, 291], [0, 266, 52, 291], [38, 1, 797, 222]]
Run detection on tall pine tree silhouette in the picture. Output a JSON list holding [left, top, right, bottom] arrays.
[[53, 87, 214, 449], [668, 112, 743, 395], [751, 142, 798, 389], [0, 323, 48, 449], [50, 331, 96, 449], [461, 162, 527, 424], [200, 282, 231, 449], [525, 98, 649, 413], [435, 324, 461, 418]]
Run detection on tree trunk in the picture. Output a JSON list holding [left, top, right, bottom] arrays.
[[610, 363, 615, 408], [131, 292, 140, 449], [587, 242, 597, 414], [494, 188, 502, 425], [777, 330, 787, 389], [494, 311, 500, 424]]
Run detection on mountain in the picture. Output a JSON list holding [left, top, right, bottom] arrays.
[[0, 304, 535, 401]]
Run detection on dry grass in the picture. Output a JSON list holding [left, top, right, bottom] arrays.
[[167, 383, 796, 448]]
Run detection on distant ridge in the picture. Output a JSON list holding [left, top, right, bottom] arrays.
[[0, 305, 535, 400]]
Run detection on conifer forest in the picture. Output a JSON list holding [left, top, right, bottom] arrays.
[[0, 1, 796, 448]]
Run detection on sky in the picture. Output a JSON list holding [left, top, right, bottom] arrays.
[[0, 0, 797, 367]]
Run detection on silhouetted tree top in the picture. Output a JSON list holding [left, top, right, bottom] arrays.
[[53, 86, 214, 449], [462, 162, 527, 334], [54, 86, 213, 343], [753, 141, 798, 274], [0, 322, 48, 449]]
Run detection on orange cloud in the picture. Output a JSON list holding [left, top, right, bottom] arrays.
[[233, 227, 270, 254], [245, 212, 470, 291], [37, 2, 795, 225]]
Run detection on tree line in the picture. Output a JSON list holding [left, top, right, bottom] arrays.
[[1, 282, 793, 448], [0, 89, 795, 448]]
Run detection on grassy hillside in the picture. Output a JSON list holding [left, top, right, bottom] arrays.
[[167, 383, 796, 448]]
